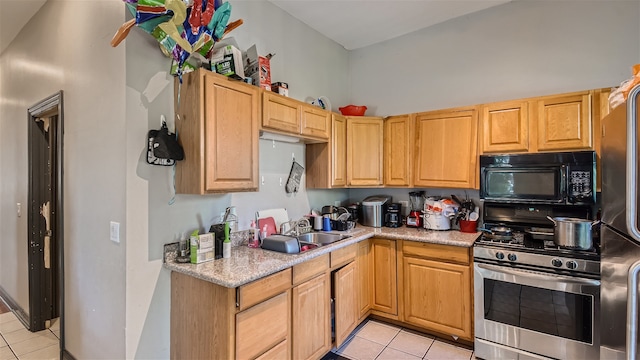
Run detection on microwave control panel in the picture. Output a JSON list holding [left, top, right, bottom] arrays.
[[569, 170, 593, 199]]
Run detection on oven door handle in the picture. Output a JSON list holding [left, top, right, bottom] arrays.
[[627, 259, 640, 360], [476, 263, 600, 286]]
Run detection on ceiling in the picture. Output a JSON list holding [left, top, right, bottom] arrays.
[[0, 0, 47, 54], [0, 0, 511, 55], [266, 0, 511, 50]]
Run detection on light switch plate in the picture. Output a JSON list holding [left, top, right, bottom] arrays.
[[110, 221, 120, 243]]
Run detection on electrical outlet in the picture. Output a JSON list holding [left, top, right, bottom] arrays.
[[17, 203, 21, 217], [110, 221, 120, 243], [399, 200, 409, 209]]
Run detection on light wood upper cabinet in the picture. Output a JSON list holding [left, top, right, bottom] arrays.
[[536, 91, 592, 151], [175, 69, 259, 194], [371, 238, 397, 316], [384, 114, 414, 187], [356, 239, 372, 320], [292, 273, 331, 360], [414, 108, 478, 189], [301, 104, 331, 139], [347, 116, 384, 186], [481, 100, 530, 153], [334, 262, 358, 349], [262, 92, 300, 133], [305, 114, 347, 188], [262, 92, 330, 140]]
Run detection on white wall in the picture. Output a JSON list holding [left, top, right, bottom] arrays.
[[124, 1, 350, 358], [0, 1, 127, 358], [349, 0, 640, 116]]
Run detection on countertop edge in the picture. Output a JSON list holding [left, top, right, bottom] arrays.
[[164, 227, 481, 288]]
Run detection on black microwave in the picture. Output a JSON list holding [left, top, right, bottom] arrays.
[[479, 151, 596, 205]]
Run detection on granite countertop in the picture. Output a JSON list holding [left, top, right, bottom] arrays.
[[163, 226, 481, 288]]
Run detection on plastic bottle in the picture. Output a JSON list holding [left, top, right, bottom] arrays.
[[248, 220, 260, 248], [261, 224, 268, 240], [223, 222, 231, 258]]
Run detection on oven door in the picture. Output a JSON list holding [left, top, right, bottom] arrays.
[[474, 262, 600, 360], [480, 166, 565, 204]]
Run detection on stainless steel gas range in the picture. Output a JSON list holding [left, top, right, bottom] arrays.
[[474, 202, 600, 360]]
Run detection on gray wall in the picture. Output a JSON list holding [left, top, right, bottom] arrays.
[[349, 0, 640, 116], [0, 1, 127, 358], [124, 1, 350, 358]]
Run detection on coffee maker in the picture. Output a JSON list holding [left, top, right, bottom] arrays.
[[407, 191, 425, 228], [385, 203, 402, 228]]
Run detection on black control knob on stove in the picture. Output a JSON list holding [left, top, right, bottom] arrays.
[[551, 258, 563, 267], [507, 253, 517, 261], [566, 260, 578, 270], [495, 252, 505, 260]]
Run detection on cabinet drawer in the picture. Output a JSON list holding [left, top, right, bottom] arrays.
[[331, 243, 357, 268], [255, 339, 289, 360], [236, 291, 290, 360], [238, 268, 292, 310], [402, 242, 469, 265], [293, 253, 329, 285]]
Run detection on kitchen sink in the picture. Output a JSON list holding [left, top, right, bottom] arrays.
[[296, 232, 351, 251]]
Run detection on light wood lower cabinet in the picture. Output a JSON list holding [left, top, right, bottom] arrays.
[[292, 273, 331, 360], [401, 242, 473, 341], [356, 239, 372, 320], [371, 239, 397, 316], [334, 262, 358, 348], [236, 291, 291, 359]]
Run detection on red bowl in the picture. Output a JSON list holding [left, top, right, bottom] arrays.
[[339, 105, 367, 116]]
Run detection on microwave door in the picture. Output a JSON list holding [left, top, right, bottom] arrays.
[[482, 167, 564, 203]]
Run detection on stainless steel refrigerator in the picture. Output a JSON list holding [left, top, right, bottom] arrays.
[[601, 83, 640, 360]]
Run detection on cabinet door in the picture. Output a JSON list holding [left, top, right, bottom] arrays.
[[356, 239, 372, 320], [481, 101, 529, 153], [414, 109, 478, 188], [347, 117, 384, 186], [384, 114, 414, 186], [292, 273, 331, 360], [332, 114, 348, 187], [236, 290, 291, 359], [334, 262, 358, 348], [262, 92, 300, 134], [371, 239, 397, 315], [301, 104, 330, 139], [204, 74, 259, 192], [402, 256, 471, 340], [536, 92, 592, 151]]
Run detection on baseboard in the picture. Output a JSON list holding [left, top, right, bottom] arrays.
[[62, 348, 77, 360], [0, 285, 30, 330]]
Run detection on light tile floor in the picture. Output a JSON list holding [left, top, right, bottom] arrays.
[[335, 319, 475, 360], [0, 312, 59, 360]]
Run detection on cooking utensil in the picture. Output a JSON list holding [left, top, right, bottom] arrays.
[[338, 105, 367, 116], [546, 216, 599, 250]]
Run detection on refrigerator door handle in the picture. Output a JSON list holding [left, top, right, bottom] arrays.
[[627, 84, 640, 241], [627, 259, 640, 360]]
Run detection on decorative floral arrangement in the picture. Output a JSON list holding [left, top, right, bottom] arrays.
[[111, 0, 243, 77]]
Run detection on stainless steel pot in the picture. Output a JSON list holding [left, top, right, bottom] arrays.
[[546, 216, 600, 250]]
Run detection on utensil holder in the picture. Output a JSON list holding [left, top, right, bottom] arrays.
[[459, 220, 478, 233]]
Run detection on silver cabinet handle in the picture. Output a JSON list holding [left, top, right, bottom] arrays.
[[627, 84, 640, 242], [628, 260, 640, 360]]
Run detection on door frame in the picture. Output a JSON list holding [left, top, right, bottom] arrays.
[[27, 91, 65, 348]]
